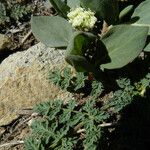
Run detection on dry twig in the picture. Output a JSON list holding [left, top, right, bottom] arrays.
[[0, 140, 24, 148], [77, 122, 117, 133], [21, 29, 32, 44]]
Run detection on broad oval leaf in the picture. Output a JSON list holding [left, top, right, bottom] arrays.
[[66, 31, 109, 73], [101, 25, 149, 69], [132, 0, 150, 35], [80, 0, 119, 25], [49, 0, 70, 18], [67, 0, 80, 8], [65, 54, 95, 72], [65, 31, 96, 72], [31, 16, 73, 47]]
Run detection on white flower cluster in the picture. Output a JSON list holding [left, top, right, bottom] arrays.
[[67, 7, 97, 31]]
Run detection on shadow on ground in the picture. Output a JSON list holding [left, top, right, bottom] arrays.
[[109, 91, 150, 150]]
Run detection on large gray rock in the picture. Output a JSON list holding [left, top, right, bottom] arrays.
[[0, 43, 73, 126]]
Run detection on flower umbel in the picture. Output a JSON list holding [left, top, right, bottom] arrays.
[[67, 7, 97, 31]]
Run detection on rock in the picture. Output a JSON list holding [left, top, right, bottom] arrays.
[[0, 34, 11, 52], [0, 43, 73, 126]]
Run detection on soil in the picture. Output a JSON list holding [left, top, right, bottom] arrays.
[[0, 0, 53, 62]]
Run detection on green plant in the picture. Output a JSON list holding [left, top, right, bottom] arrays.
[[0, 1, 31, 24], [24, 99, 110, 150], [10, 4, 31, 21], [102, 78, 136, 112], [135, 73, 150, 97], [90, 80, 104, 98], [48, 67, 88, 91], [31, 0, 150, 78], [49, 66, 104, 97], [0, 2, 9, 24], [25, 1, 150, 149], [24, 74, 150, 149]]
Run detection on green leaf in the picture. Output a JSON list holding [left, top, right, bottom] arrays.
[[49, 70, 62, 87], [83, 122, 101, 150], [119, 5, 133, 21], [83, 99, 96, 114], [144, 43, 150, 52], [10, 4, 31, 20], [101, 25, 149, 69], [59, 100, 76, 123], [74, 72, 87, 91], [104, 89, 134, 113], [67, 0, 80, 8], [65, 31, 106, 73], [0, 2, 9, 24], [61, 67, 72, 89], [25, 137, 44, 150], [140, 73, 150, 88], [34, 100, 63, 118], [61, 137, 78, 150], [80, 0, 119, 25], [132, 0, 150, 35], [65, 31, 96, 72], [90, 80, 104, 98], [68, 113, 84, 127], [31, 16, 73, 47], [49, 0, 70, 18]]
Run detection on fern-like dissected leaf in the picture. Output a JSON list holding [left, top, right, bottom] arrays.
[[61, 67, 72, 90], [106, 90, 133, 112], [90, 80, 104, 98], [74, 72, 87, 91], [140, 73, 150, 89], [0, 2, 9, 24], [117, 78, 131, 89], [49, 70, 62, 87], [10, 4, 31, 20], [49, 67, 88, 91], [50, 126, 70, 149], [94, 111, 110, 123], [25, 98, 111, 149], [68, 113, 84, 127], [31, 120, 56, 139], [135, 73, 150, 96], [83, 121, 101, 150], [81, 99, 109, 149], [60, 137, 78, 150], [59, 100, 77, 123], [83, 98, 95, 112], [103, 78, 135, 112], [34, 100, 63, 118], [49, 68, 73, 90], [25, 137, 45, 150], [83, 99, 109, 122]]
